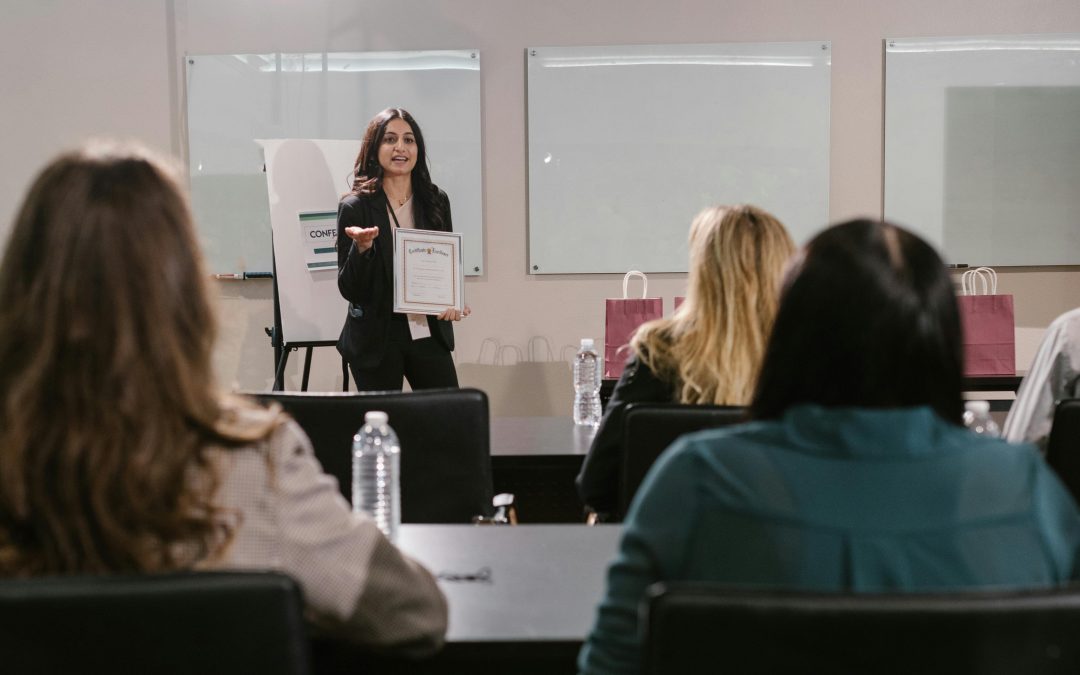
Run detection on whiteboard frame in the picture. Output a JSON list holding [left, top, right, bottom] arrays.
[[526, 42, 831, 274], [884, 34, 1080, 266], [185, 50, 484, 275]]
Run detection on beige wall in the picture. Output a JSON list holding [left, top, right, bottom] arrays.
[[0, 1, 175, 230], [3, 1, 1079, 400]]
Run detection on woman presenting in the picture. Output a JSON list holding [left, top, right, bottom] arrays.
[[337, 107, 469, 391]]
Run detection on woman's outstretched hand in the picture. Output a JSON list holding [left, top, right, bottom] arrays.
[[345, 226, 379, 252]]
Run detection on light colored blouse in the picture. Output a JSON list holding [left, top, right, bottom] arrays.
[[211, 416, 447, 656], [387, 197, 431, 340], [1004, 306, 1080, 451]]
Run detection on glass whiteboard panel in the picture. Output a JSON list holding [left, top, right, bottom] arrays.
[[186, 50, 483, 274], [884, 35, 1080, 266], [527, 42, 831, 274]]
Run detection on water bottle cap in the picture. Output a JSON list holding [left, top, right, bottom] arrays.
[[580, 338, 594, 349], [365, 411, 389, 426], [964, 400, 991, 414]]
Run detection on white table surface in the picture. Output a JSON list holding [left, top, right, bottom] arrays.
[[490, 416, 597, 457], [396, 524, 621, 641]]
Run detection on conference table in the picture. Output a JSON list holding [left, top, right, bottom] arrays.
[[489, 373, 1027, 524], [490, 416, 596, 523], [962, 374, 1025, 412], [312, 523, 622, 675]]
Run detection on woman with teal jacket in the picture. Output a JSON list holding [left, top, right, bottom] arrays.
[[579, 219, 1080, 675]]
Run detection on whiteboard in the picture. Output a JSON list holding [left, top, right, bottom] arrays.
[[262, 139, 354, 344], [884, 35, 1080, 265], [526, 42, 831, 274], [186, 50, 484, 274]]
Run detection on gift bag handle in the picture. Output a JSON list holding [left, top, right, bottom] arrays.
[[623, 270, 648, 299], [496, 344, 524, 366], [476, 337, 501, 364], [960, 269, 978, 295], [961, 267, 997, 295], [528, 336, 555, 362]]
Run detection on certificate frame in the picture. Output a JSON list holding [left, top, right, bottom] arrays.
[[393, 229, 465, 315]]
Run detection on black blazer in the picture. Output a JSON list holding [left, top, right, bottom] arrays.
[[336, 189, 455, 369], [576, 355, 676, 515]]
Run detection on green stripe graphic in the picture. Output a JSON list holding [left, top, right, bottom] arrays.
[[299, 211, 336, 221]]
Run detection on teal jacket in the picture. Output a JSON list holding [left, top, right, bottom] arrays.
[[579, 405, 1080, 675]]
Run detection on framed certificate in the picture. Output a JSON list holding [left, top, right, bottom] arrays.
[[393, 228, 465, 315]]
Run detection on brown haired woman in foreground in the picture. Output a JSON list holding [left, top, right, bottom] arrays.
[[576, 204, 795, 518], [578, 219, 1080, 675], [0, 143, 446, 654]]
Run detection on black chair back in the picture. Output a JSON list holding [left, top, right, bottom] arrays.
[[253, 388, 494, 523], [1047, 398, 1080, 505], [620, 404, 746, 516], [645, 583, 1080, 675], [0, 571, 310, 675]]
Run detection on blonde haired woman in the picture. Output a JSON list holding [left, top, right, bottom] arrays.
[[576, 204, 795, 518], [0, 144, 446, 654]]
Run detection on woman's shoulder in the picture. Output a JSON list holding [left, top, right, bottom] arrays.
[[430, 184, 450, 203], [213, 395, 308, 451], [260, 415, 312, 459], [340, 192, 379, 209], [620, 353, 668, 389], [949, 430, 1041, 465], [628, 327, 678, 381], [211, 409, 315, 502], [677, 416, 773, 451]]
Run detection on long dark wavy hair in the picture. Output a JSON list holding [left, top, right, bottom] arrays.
[[750, 219, 965, 425], [0, 142, 283, 576], [348, 107, 448, 230]]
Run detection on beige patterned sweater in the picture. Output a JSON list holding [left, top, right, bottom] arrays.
[[210, 418, 447, 657]]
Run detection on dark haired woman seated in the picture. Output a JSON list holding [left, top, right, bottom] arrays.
[[578, 219, 1080, 675], [0, 144, 446, 656]]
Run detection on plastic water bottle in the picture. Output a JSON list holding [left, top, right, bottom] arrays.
[[352, 411, 401, 541], [573, 338, 602, 427], [963, 400, 1000, 437]]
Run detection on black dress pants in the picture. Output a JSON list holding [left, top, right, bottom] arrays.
[[349, 315, 459, 392]]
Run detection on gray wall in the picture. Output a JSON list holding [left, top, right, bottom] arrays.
[[2, 0, 1079, 399]]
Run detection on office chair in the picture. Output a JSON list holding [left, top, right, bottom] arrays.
[[253, 387, 494, 522], [0, 571, 310, 675], [1046, 398, 1080, 505], [644, 582, 1080, 675], [620, 404, 746, 517]]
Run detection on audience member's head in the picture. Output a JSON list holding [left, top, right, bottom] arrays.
[[751, 218, 964, 424], [633, 204, 795, 405], [0, 142, 273, 576]]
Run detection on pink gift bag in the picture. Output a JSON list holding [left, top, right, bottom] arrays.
[[957, 267, 1015, 376], [604, 271, 663, 379]]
